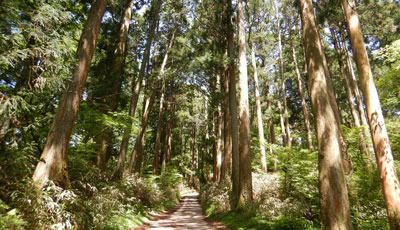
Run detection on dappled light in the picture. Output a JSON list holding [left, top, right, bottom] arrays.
[[135, 193, 226, 230]]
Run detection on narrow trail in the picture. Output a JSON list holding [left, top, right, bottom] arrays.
[[134, 193, 227, 230]]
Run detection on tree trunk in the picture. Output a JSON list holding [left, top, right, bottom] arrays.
[[278, 100, 286, 145], [212, 74, 223, 182], [96, 0, 134, 171], [265, 81, 277, 171], [217, 92, 223, 180], [250, 42, 267, 172], [299, 0, 353, 229], [161, 79, 175, 173], [237, 0, 252, 202], [220, 68, 232, 181], [32, 0, 107, 188], [124, 90, 156, 176], [274, 1, 291, 147], [225, 0, 241, 209], [320, 35, 352, 175], [339, 28, 373, 157], [204, 95, 211, 182], [342, 0, 400, 228], [292, 46, 313, 150], [152, 29, 176, 175], [330, 26, 369, 158], [134, 125, 147, 175], [114, 0, 162, 179], [190, 123, 198, 186]]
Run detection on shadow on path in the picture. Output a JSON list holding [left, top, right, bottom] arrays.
[[133, 193, 227, 230]]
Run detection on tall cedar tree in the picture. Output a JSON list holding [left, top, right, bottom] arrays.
[[237, 0, 253, 203], [32, 0, 107, 188], [246, 2, 267, 172], [225, 0, 241, 210], [153, 29, 176, 175], [274, 1, 291, 147], [342, 0, 400, 228], [299, 0, 353, 229], [97, 0, 134, 170], [114, 0, 162, 179]]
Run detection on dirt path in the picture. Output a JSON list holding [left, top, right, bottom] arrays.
[[134, 193, 227, 230]]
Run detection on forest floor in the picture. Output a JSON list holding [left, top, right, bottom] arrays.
[[133, 193, 228, 230]]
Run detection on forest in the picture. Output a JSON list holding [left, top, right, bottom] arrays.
[[1, 0, 400, 229]]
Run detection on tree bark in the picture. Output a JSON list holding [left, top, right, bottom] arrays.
[[124, 90, 156, 176], [32, 0, 107, 188], [292, 46, 313, 150], [216, 92, 223, 180], [339, 28, 372, 157], [299, 0, 353, 229], [220, 69, 232, 181], [161, 80, 175, 174], [152, 29, 176, 175], [204, 95, 211, 182], [96, 0, 134, 171], [320, 35, 352, 175], [250, 41, 267, 172], [189, 122, 198, 186], [213, 74, 223, 182], [114, 0, 162, 179], [274, 1, 291, 147], [342, 0, 400, 228], [330, 26, 369, 158], [237, 0, 252, 202], [225, 0, 241, 209], [265, 81, 277, 171], [278, 100, 286, 145]]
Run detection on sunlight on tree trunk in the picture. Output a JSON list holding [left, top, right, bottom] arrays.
[[250, 41, 267, 172], [124, 91, 156, 176], [224, 0, 240, 210], [342, 0, 400, 228], [265, 81, 277, 171], [96, 0, 134, 171], [292, 46, 313, 151], [237, 0, 252, 203], [153, 29, 176, 175], [274, 1, 291, 148], [299, 0, 353, 229], [339, 29, 373, 159], [32, 0, 107, 188], [115, 0, 162, 179], [220, 69, 232, 181], [162, 80, 175, 174], [330, 26, 369, 160]]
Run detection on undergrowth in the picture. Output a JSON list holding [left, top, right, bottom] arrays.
[[200, 143, 392, 230], [0, 170, 185, 230]]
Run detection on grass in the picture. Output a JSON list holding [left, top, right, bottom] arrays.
[[104, 210, 151, 230], [207, 210, 319, 230]]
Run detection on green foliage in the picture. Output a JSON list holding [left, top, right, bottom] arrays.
[[207, 207, 318, 230], [375, 39, 400, 113], [349, 166, 389, 230], [343, 124, 392, 229], [0, 199, 26, 230], [200, 166, 321, 229], [2, 172, 183, 230], [104, 211, 149, 230], [200, 180, 231, 215], [386, 119, 400, 160], [1, 0, 399, 229], [276, 147, 319, 219]]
